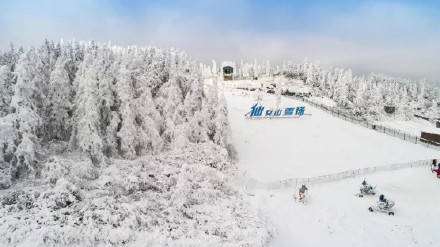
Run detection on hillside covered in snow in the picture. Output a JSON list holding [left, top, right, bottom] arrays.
[[220, 80, 439, 247], [0, 41, 272, 246]]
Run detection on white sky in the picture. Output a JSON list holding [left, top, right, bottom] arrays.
[[1, 0, 439, 83]]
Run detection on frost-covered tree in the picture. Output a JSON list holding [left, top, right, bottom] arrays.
[[115, 56, 137, 159], [45, 56, 73, 141], [8, 48, 43, 177], [283, 61, 440, 121], [0, 40, 234, 182], [0, 41, 270, 246], [70, 49, 104, 164], [0, 65, 16, 116]]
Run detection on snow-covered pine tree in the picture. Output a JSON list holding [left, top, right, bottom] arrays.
[[0, 65, 16, 117], [45, 56, 73, 141], [70, 47, 104, 164], [9, 48, 43, 177]]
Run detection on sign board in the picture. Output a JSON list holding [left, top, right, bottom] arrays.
[[245, 103, 309, 119]]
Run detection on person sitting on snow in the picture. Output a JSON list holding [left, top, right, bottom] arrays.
[[379, 194, 388, 205], [299, 184, 308, 201], [377, 194, 395, 210], [361, 179, 373, 193], [362, 179, 367, 186]]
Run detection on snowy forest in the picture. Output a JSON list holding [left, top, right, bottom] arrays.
[[1, 39, 438, 246], [201, 60, 277, 80], [279, 63, 440, 121], [0, 41, 272, 246]]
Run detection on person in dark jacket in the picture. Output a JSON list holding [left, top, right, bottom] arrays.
[[431, 159, 437, 173], [377, 194, 395, 210]]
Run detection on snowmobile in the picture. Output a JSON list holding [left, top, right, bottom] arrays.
[[368, 200, 395, 216], [356, 185, 376, 197]]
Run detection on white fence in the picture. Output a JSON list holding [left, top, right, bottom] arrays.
[[241, 159, 433, 190]]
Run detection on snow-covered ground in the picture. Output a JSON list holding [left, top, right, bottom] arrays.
[[376, 118, 440, 137], [222, 81, 439, 246], [246, 166, 440, 247], [221, 77, 311, 96], [308, 96, 337, 108], [224, 87, 438, 182]]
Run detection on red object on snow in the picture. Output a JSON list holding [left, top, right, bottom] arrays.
[[437, 169, 440, 178]]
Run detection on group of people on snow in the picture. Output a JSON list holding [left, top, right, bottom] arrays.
[[361, 179, 395, 213], [297, 165, 437, 207], [431, 159, 440, 178], [296, 179, 395, 214], [297, 180, 383, 204]]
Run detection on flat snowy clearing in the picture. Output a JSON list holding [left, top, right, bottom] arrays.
[[245, 166, 440, 247], [225, 89, 438, 182]]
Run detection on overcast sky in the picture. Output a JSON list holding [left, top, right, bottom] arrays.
[[1, 0, 439, 83]]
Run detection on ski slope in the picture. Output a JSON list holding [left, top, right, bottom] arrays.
[[222, 83, 440, 246], [224, 88, 438, 182]]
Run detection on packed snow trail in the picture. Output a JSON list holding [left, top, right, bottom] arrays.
[[224, 89, 439, 182]]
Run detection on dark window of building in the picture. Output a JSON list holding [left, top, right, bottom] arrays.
[[223, 66, 233, 74]]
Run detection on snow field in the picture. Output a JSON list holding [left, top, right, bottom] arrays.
[[225, 89, 439, 182], [377, 118, 440, 136], [224, 86, 439, 246], [245, 166, 440, 247]]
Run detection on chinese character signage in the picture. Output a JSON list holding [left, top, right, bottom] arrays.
[[246, 103, 307, 118]]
